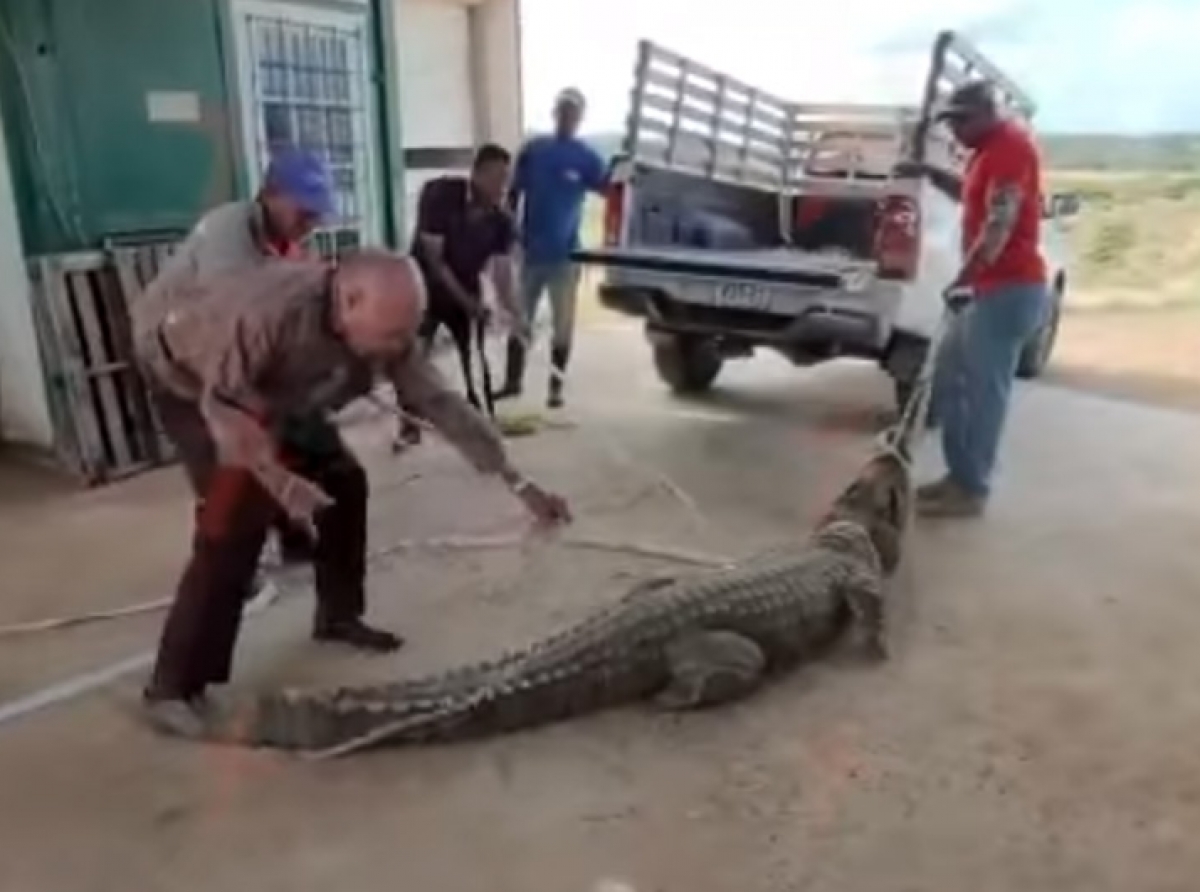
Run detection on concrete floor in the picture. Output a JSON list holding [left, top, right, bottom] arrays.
[[2, 320, 1200, 892]]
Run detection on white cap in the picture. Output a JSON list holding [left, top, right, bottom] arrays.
[[555, 87, 586, 110]]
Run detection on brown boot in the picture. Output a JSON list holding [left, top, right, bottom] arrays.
[[494, 338, 527, 400], [313, 618, 404, 653], [916, 478, 986, 518], [547, 344, 570, 409]]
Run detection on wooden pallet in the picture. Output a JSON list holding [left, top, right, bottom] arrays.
[[28, 243, 179, 485]]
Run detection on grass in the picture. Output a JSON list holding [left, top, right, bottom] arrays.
[[1048, 172, 1200, 310]]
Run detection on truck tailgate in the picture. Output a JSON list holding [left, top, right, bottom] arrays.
[[573, 246, 895, 334], [573, 245, 875, 287]]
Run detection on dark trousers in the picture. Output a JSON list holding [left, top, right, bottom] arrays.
[[418, 300, 481, 409], [147, 390, 369, 700], [397, 299, 484, 441]]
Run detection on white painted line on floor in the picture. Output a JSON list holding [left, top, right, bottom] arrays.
[[0, 581, 284, 732], [0, 652, 154, 728]]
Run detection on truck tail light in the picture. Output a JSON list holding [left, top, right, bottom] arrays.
[[874, 195, 921, 280], [602, 181, 626, 247]]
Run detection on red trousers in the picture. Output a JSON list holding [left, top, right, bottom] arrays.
[[147, 390, 369, 699]]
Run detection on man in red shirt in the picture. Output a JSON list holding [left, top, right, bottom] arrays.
[[898, 81, 1049, 517]]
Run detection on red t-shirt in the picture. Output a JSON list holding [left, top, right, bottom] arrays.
[[262, 236, 306, 260], [961, 120, 1046, 290]]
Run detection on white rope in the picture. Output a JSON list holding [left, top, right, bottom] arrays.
[[0, 530, 728, 641]]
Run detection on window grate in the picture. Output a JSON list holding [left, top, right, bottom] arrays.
[[242, 12, 377, 258]]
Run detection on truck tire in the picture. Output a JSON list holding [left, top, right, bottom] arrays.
[[1017, 284, 1063, 380], [652, 335, 723, 395]]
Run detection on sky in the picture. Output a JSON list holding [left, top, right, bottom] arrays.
[[519, 0, 1200, 135]]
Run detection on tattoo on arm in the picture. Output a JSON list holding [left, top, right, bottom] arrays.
[[979, 182, 1022, 263]]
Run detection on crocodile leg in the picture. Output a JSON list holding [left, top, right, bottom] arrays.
[[654, 630, 767, 710], [841, 567, 888, 661]]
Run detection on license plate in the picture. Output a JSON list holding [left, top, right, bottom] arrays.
[[678, 281, 781, 312]]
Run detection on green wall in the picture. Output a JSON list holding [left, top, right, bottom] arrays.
[[0, 0, 403, 255]]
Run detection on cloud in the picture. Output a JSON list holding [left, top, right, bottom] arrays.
[[521, 0, 1200, 134]]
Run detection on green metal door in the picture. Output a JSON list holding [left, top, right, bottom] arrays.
[[52, 0, 237, 242], [0, 0, 236, 252]]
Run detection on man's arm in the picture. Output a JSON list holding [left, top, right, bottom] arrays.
[[582, 145, 610, 194], [893, 161, 963, 201], [390, 348, 522, 485], [488, 252, 521, 324], [953, 158, 1028, 286], [925, 165, 963, 202], [486, 211, 521, 323], [415, 182, 480, 317], [198, 314, 311, 510]]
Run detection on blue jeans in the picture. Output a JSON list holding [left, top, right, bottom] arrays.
[[520, 261, 581, 349], [931, 282, 1048, 497]]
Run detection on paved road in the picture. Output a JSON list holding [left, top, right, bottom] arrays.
[[2, 321, 1200, 892]]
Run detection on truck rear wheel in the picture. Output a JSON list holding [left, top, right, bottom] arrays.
[[1017, 286, 1063, 380], [652, 335, 723, 395]]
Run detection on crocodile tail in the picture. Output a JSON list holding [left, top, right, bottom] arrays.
[[203, 683, 457, 751], [306, 638, 657, 759], [302, 687, 499, 760]]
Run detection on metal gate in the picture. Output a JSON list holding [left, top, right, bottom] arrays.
[[27, 241, 180, 484]]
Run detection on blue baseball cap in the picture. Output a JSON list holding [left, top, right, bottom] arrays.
[[264, 148, 336, 219]]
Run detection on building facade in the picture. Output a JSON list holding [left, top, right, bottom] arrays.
[[0, 0, 522, 465]]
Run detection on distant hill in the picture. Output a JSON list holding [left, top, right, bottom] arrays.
[[577, 132, 1200, 173]]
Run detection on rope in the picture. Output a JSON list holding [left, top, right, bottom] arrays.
[[0, 530, 729, 640], [880, 301, 958, 462]]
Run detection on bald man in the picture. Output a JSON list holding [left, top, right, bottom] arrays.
[[132, 249, 570, 737]]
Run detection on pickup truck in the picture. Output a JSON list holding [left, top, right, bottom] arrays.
[[573, 31, 1077, 412]]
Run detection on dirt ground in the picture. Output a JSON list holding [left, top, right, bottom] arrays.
[[3, 315, 1200, 892], [1051, 306, 1200, 414]]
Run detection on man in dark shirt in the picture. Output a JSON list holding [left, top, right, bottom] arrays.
[[395, 144, 519, 445]]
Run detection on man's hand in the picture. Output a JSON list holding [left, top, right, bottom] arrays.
[[277, 473, 334, 540], [512, 478, 572, 527]]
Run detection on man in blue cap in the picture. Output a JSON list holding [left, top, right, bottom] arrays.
[[153, 147, 402, 652], [168, 146, 336, 275]]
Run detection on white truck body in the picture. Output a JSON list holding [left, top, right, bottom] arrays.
[[574, 31, 1074, 406]]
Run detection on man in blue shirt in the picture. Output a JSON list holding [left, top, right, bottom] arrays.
[[496, 87, 608, 408]]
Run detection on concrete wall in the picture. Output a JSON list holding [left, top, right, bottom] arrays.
[[0, 97, 53, 448], [394, 0, 522, 239], [468, 0, 522, 149]]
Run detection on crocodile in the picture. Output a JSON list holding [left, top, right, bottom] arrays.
[[206, 440, 910, 760]]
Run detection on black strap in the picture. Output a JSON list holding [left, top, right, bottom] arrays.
[[474, 317, 496, 419]]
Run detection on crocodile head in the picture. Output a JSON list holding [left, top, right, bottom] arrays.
[[816, 448, 911, 574]]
